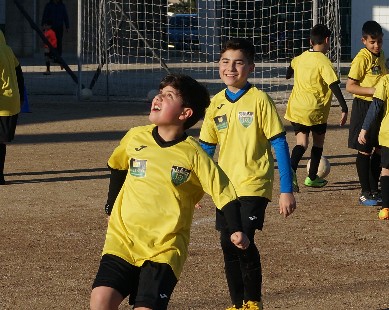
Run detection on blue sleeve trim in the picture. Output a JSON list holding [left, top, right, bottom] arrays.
[[199, 141, 216, 158], [270, 135, 293, 193]]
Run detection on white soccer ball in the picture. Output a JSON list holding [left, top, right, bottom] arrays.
[[80, 88, 93, 100], [306, 155, 331, 179], [147, 89, 159, 101]]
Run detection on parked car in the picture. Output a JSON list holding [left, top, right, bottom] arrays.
[[167, 14, 199, 50]]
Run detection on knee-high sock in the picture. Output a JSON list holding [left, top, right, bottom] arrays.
[[290, 145, 305, 172], [381, 176, 389, 208], [0, 143, 6, 178], [308, 146, 323, 180], [356, 152, 371, 194], [369, 151, 381, 193]]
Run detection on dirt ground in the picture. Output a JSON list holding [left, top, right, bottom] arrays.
[[1, 95, 388, 310]]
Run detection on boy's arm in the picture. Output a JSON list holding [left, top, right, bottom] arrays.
[[346, 78, 375, 97], [358, 98, 384, 145], [104, 167, 127, 215], [269, 133, 296, 217], [286, 65, 294, 80], [15, 64, 24, 104], [329, 82, 348, 126]]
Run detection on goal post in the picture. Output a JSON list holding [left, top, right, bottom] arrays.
[[79, 0, 341, 102]]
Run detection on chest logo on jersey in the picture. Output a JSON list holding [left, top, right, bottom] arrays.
[[371, 65, 382, 75], [135, 145, 147, 151], [130, 158, 147, 177], [171, 166, 191, 186], [238, 111, 253, 128], [213, 114, 228, 130]]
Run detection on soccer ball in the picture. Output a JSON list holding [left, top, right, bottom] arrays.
[[306, 156, 331, 179], [80, 88, 93, 100]]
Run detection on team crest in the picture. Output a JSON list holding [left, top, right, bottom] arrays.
[[171, 166, 191, 186], [372, 65, 382, 75], [238, 111, 254, 128], [130, 158, 147, 177], [214, 114, 228, 130]]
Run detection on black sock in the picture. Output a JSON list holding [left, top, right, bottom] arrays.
[[381, 176, 389, 208], [356, 152, 371, 194], [290, 145, 305, 172], [309, 146, 323, 180], [369, 151, 381, 193], [0, 143, 6, 180]]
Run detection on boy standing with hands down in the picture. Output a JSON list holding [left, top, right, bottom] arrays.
[[347, 20, 386, 206], [90, 74, 249, 310], [285, 24, 348, 191], [199, 38, 296, 310]]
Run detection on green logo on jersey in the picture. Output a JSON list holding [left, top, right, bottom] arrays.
[[238, 111, 253, 128], [214, 114, 228, 130], [130, 158, 147, 177], [171, 166, 191, 186]]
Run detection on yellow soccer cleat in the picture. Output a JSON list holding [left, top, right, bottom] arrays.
[[242, 300, 264, 310]]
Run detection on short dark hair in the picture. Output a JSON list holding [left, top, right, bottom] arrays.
[[220, 38, 256, 64], [362, 21, 383, 39], [159, 74, 210, 130], [310, 24, 331, 45]]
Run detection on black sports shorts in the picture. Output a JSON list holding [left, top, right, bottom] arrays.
[[0, 114, 18, 143], [92, 254, 177, 309], [216, 196, 268, 238], [348, 97, 381, 152], [290, 121, 327, 135]]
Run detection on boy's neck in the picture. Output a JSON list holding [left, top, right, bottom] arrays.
[[311, 44, 327, 53], [156, 125, 185, 142]]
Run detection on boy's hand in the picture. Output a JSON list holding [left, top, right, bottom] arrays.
[[340, 112, 348, 126], [279, 193, 296, 218], [358, 129, 367, 145], [230, 232, 250, 250]]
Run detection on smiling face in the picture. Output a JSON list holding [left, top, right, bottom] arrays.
[[148, 85, 192, 130], [362, 34, 383, 55], [219, 49, 255, 92]]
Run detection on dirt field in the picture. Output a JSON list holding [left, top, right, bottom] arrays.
[[1, 95, 388, 310]]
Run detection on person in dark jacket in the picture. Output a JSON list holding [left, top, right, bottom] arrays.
[[41, 0, 69, 57]]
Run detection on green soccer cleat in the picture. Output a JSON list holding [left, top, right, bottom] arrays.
[[292, 170, 300, 193], [242, 300, 263, 310], [304, 176, 328, 188]]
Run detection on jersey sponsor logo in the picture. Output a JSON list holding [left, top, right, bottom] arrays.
[[171, 166, 191, 185], [213, 114, 228, 130], [238, 111, 254, 128], [130, 158, 147, 177], [135, 145, 147, 151], [371, 65, 382, 75]]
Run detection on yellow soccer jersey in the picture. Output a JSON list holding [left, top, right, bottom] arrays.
[[199, 86, 285, 200], [284, 50, 339, 126], [103, 124, 238, 278], [348, 48, 387, 101], [0, 31, 21, 116], [372, 75, 389, 148]]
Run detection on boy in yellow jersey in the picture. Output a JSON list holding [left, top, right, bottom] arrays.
[[358, 75, 389, 214], [90, 74, 250, 310], [0, 30, 24, 185], [285, 24, 348, 191], [347, 20, 387, 206], [199, 38, 296, 310]]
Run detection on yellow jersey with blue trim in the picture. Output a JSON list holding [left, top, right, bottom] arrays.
[[348, 48, 387, 101], [372, 75, 389, 148], [284, 50, 339, 126], [199, 86, 285, 200], [103, 124, 238, 278]]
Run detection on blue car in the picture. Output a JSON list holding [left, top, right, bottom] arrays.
[[167, 14, 199, 50]]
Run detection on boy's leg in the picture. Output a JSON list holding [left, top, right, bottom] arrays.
[[308, 130, 326, 180], [380, 146, 389, 208], [90, 286, 123, 310], [0, 143, 6, 184], [369, 149, 381, 195], [290, 126, 309, 172]]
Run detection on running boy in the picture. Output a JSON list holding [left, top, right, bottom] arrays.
[[0, 30, 24, 185], [358, 75, 389, 214], [347, 20, 387, 206], [90, 74, 250, 310], [199, 38, 296, 310], [43, 20, 57, 75], [285, 24, 348, 191]]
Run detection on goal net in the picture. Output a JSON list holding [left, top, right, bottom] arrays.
[[80, 0, 340, 102]]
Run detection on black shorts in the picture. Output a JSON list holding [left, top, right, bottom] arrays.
[[92, 254, 177, 309], [216, 196, 268, 238], [0, 114, 18, 143], [381, 146, 389, 169], [290, 122, 327, 135], [348, 97, 381, 152]]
